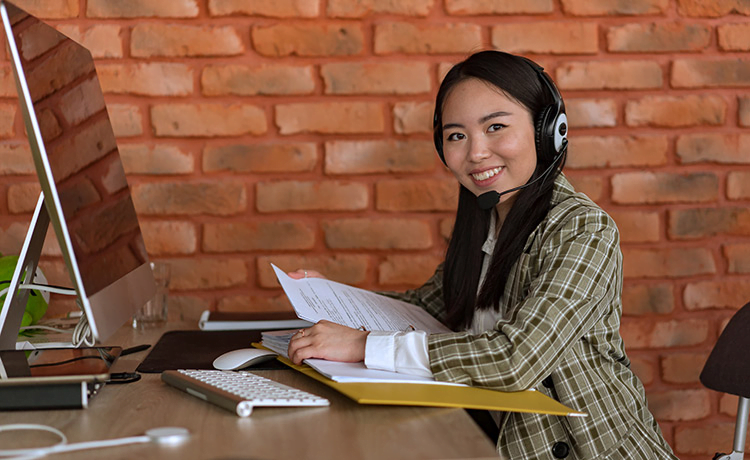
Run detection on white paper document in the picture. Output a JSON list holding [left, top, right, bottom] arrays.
[[272, 264, 450, 333], [267, 265, 457, 385]]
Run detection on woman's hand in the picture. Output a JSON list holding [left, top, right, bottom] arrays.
[[287, 320, 369, 365], [287, 269, 326, 280]]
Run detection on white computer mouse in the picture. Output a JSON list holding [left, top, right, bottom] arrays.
[[212, 348, 279, 371]]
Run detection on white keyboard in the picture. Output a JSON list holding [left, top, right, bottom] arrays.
[[162, 369, 330, 417]]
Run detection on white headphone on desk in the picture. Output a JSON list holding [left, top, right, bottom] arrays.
[[0, 424, 189, 460]]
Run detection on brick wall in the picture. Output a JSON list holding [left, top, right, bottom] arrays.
[[0, 0, 748, 456]]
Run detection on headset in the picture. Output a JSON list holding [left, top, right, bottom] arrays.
[[433, 53, 568, 210], [433, 54, 568, 168]]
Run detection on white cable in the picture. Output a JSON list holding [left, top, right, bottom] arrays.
[[18, 284, 76, 296], [18, 325, 70, 334], [0, 424, 188, 460]]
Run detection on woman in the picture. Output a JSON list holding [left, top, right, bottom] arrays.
[[287, 51, 677, 459]]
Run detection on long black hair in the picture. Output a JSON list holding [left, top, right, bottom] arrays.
[[435, 51, 566, 330]]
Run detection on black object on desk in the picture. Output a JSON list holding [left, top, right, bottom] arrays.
[[136, 330, 288, 373]]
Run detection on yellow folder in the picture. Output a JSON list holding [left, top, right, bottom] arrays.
[[273, 353, 586, 417]]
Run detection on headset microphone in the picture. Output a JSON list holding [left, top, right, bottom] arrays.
[[476, 143, 567, 211]]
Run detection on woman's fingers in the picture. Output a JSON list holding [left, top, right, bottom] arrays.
[[287, 269, 325, 280]]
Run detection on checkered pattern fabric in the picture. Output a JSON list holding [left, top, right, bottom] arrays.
[[386, 175, 677, 459]]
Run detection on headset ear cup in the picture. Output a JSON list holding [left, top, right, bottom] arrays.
[[535, 105, 554, 158]]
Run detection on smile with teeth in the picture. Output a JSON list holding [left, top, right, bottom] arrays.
[[471, 167, 503, 181]]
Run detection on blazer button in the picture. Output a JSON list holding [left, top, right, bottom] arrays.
[[542, 376, 554, 389], [552, 441, 569, 458]]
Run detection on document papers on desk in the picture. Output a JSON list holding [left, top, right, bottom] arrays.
[[266, 264, 454, 385], [272, 264, 450, 334]]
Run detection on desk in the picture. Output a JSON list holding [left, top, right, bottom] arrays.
[[0, 323, 500, 459]]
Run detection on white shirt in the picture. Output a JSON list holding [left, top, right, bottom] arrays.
[[364, 212, 502, 377]]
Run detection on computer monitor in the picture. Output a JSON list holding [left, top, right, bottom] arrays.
[[0, 1, 155, 349]]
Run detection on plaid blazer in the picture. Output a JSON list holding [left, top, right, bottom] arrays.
[[387, 175, 677, 459]]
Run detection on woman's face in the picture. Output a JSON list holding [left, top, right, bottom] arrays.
[[441, 78, 537, 213]]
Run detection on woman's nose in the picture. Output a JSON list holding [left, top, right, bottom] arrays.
[[467, 137, 490, 162]]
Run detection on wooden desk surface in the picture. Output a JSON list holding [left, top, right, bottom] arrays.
[[0, 323, 500, 460]]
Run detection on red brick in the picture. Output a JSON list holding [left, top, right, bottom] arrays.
[[647, 389, 711, 421], [446, 0, 552, 14], [256, 255, 369, 287], [168, 258, 247, 290], [151, 104, 266, 137], [728, 172, 750, 200], [202, 65, 315, 96], [132, 24, 243, 58], [393, 102, 433, 134], [379, 254, 443, 286], [607, 23, 710, 52], [329, 0, 434, 16], [0, 66, 15, 98], [18, 21, 64, 61], [718, 23, 750, 51], [12, 0, 78, 18], [566, 99, 617, 128], [740, 96, 750, 126], [256, 181, 368, 212], [565, 174, 603, 202], [556, 61, 663, 90], [209, 0, 319, 17], [0, 141, 36, 176], [376, 179, 457, 212], [26, 41, 94, 102], [216, 295, 293, 313], [56, 178, 99, 215], [492, 23, 598, 55], [561, 0, 668, 15], [675, 424, 746, 456], [669, 208, 750, 239], [672, 58, 750, 88], [677, 0, 750, 17], [628, 356, 655, 385], [720, 393, 742, 417], [276, 102, 383, 135], [0, 222, 28, 255], [611, 172, 719, 204], [132, 181, 246, 216], [374, 23, 482, 55], [119, 144, 193, 175], [0, 103, 15, 138], [59, 77, 106, 127], [622, 283, 673, 315], [677, 133, 750, 164], [7, 182, 40, 214], [107, 104, 143, 138], [684, 280, 750, 310], [622, 248, 716, 278], [323, 219, 433, 249], [609, 210, 661, 243], [252, 24, 363, 57], [203, 143, 317, 173], [87, 0, 198, 18], [56, 25, 123, 58], [325, 140, 436, 174], [567, 136, 667, 168], [321, 62, 430, 95], [98, 63, 193, 96], [620, 318, 709, 348], [203, 221, 315, 252], [37, 108, 61, 141], [626, 95, 726, 128], [141, 221, 197, 255], [724, 243, 750, 274], [661, 352, 709, 384]]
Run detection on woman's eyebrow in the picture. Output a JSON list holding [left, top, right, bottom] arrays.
[[479, 111, 512, 124]]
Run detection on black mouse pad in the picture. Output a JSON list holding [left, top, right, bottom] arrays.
[[136, 330, 288, 373]]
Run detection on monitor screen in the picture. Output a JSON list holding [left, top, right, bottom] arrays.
[[0, 1, 155, 347]]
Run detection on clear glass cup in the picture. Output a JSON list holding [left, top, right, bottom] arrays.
[[132, 261, 170, 329]]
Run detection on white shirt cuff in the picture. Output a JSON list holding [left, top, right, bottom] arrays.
[[365, 331, 433, 378]]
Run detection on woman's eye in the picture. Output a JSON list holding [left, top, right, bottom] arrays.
[[488, 123, 505, 132], [446, 132, 465, 141]]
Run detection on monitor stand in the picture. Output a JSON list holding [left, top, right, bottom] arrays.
[[0, 194, 72, 350]]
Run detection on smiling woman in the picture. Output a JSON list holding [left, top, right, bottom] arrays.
[[288, 50, 678, 460]]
